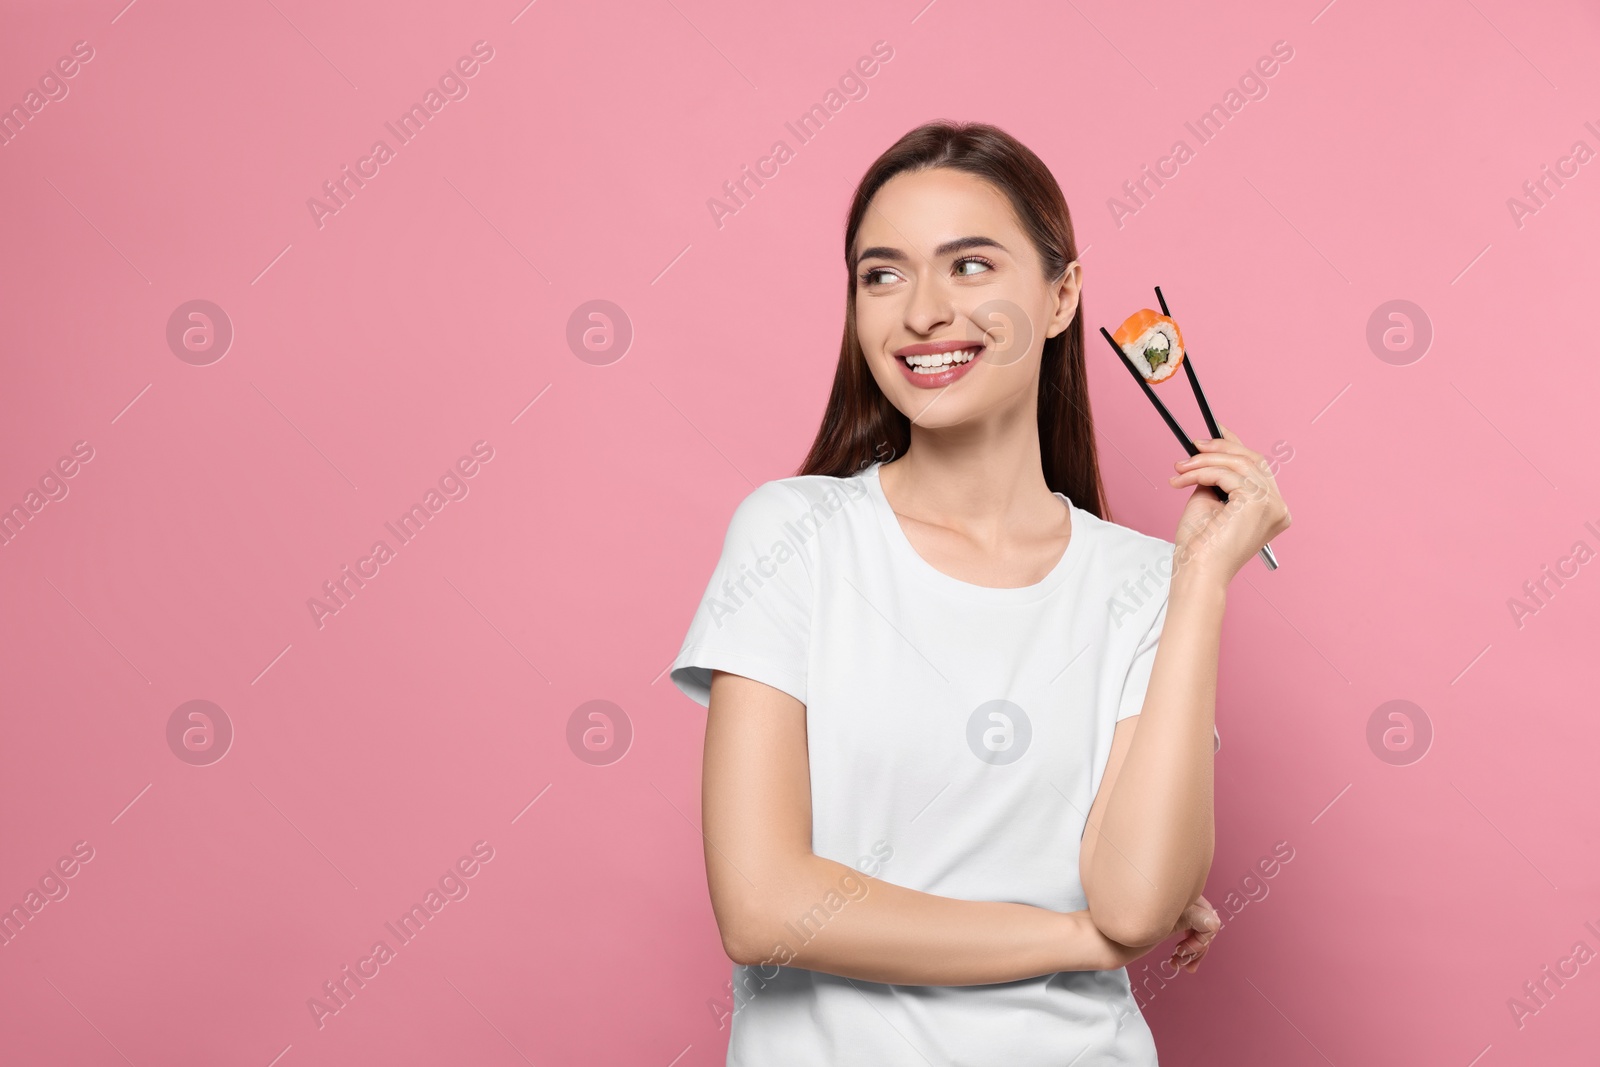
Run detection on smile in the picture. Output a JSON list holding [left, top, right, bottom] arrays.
[[893, 344, 985, 387]]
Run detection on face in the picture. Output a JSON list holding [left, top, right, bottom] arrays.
[[851, 166, 1081, 428]]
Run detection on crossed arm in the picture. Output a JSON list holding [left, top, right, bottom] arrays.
[[698, 580, 1222, 985]]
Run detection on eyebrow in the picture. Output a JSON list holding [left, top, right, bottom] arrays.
[[853, 235, 1009, 267]]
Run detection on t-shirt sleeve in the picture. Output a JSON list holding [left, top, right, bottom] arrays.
[[669, 481, 814, 709], [1114, 574, 1222, 753]]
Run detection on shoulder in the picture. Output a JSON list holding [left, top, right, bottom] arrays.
[[1072, 502, 1176, 569], [729, 473, 873, 534], [721, 472, 873, 556], [1073, 504, 1177, 634]]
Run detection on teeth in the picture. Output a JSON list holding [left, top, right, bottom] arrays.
[[904, 347, 981, 370]]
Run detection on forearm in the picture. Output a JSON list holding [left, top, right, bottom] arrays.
[[728, 853, 1122, 985], [1083, 571, 1223, 944]]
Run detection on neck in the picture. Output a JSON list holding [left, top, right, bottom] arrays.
[[881, 405, 1058, 537]]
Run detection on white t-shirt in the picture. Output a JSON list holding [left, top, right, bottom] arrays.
[[670, 460, 1217, 1066]]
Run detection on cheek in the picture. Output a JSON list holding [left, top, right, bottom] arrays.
[[966, 290, 1044, 361], [860, 347, 899, 392], [854, 295, 882, 335], [854, 302, 893, 359]]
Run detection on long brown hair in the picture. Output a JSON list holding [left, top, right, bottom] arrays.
[[795, 120, 1111, 521]]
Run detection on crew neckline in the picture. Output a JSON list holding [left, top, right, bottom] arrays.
[[859, 460, 1089, 604]]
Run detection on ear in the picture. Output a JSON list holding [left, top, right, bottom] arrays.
[[1045, 259, 1083, 339]]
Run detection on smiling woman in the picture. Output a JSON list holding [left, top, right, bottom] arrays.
[[670, 120, 1289, 1067]]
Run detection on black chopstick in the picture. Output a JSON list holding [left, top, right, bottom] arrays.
[[1096, 325, 1202, 458], [1100, 289, 1282, 571], [1154, 286, 1222, 442]]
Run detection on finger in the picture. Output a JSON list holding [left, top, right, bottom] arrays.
[[1181, 897, 1221, 939], [1197, 423, 1264, 464], [1169, 925, 1195, 951], [1179, 902, 1212, 934], [1177, 454, 1275, 499], [1169, 464, 1251, 496], [1175, 907, 1217, 948], [1176, 452, 1258, 478], [1196, 444, 1278, 483], [1188, 901, 1219, 932], [1193, 433, 1264, 468]]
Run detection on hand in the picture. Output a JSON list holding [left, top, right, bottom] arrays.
[[1168, 423, 1292, 587], [1162, 893, 1221, 974]]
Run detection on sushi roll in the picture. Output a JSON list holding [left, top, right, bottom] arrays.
[[1112, 308, 1186, 384]]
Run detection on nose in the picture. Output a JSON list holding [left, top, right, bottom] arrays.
[[903, 267, 955, 336]]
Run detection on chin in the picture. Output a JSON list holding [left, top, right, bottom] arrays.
[[894, 390, 990, 426]]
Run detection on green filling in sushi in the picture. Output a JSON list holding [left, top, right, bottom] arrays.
[[1143, 336, 1171, 370]]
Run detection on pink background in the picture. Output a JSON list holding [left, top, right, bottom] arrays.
[[2, 0, 1598, 1063]]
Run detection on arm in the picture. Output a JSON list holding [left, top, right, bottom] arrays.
[[701, 669, 1129, 984], [1080, 424, 1292, 949], [1079, 572, 1223, 948]]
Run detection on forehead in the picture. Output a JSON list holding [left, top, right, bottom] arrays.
[[853, 167, 1024, 258]]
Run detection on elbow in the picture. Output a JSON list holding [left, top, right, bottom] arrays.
[[1084, 850, 1216, 949], [1084, 872, 1170, 948], [1088, 900, 1175, 950], [710, 854, 817, 966], [720, 930, 755, 967], [720, 924, 763, 967], [714, 894, 772, 967], [718, 878, 820, 967]]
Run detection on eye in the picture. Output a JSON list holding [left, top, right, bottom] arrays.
[[953, 255, 995, 277], [857, 255, 995, 288]]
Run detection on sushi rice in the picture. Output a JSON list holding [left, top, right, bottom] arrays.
[[1112, 308, 1186, 384]]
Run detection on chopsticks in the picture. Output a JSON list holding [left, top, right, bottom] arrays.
[[1097, 287, 1280, 571]]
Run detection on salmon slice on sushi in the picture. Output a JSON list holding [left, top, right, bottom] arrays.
[[1112, 308, 1186, 385]]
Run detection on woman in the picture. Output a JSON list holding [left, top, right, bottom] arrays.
[[669, 121, 1291, 1065]]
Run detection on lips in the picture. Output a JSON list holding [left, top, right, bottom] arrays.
[[891, 340, 986, 387]]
